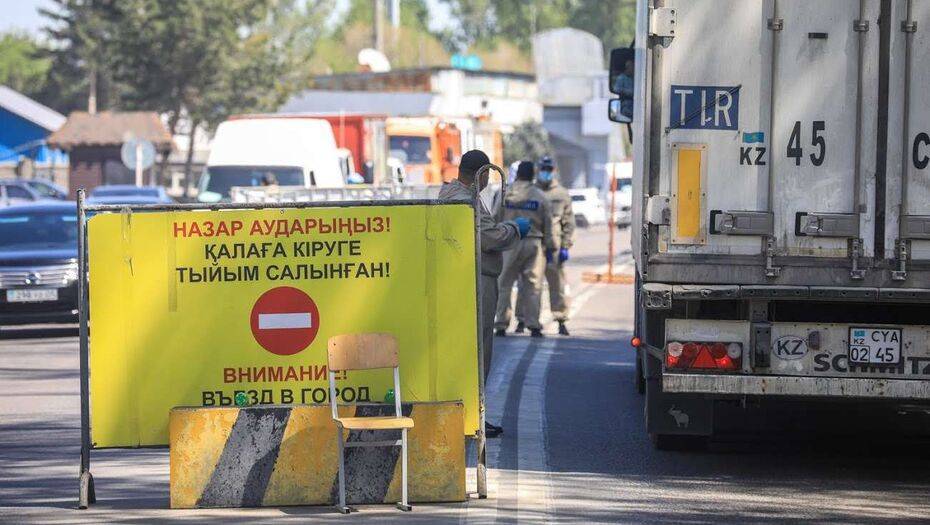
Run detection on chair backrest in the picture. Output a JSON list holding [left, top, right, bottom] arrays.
[[327, 333, 399, 371]]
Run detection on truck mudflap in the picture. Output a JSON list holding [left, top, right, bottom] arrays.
[[663, 374, 930, 400]]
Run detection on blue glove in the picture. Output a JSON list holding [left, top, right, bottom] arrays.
[[513, 217, 531, 238], [545, 250, 554, 263], [558, 248, 570, 263]]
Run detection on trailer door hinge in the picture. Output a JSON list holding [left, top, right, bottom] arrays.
[[899, 215, 930, 240], [645, 194, 671, 225], [891, 215, 930, 281], [893, 239, 909, 281], [794, 212, 860, 238], [854, 19, 869, 32], [649, 7, 677, 39], [709, 210, 774, 236], [768, 18, 784, 31], [902, 20, 917, 33], [849, 238, 866, 280]]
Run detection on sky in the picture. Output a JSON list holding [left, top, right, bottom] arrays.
[[0, 0, 56, 35], [0, 0, 454, 36]]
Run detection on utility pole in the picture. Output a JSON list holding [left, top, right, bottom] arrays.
[[88, 67, 97, 114], [373, 0, 385, 52], [390, 0, 400, 28]]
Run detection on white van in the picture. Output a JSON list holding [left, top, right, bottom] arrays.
[[568, 188, 608, 227], [198, 118, 344, 202]]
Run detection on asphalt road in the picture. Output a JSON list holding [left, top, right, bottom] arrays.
[[3, 224, 930, 523]]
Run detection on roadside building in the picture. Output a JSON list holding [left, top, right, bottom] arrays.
[[286, 67, 541, 131], [0, 85, 67, 184], [47, 111, 173, 197], [532, 28, 615, 189], [282, 67, 541, 166]]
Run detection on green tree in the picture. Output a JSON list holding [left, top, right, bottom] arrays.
[[440, 0, 635, 54], [312, 0, 449, 74], [503, 121, 551, 167], [40, 0, 330, 180], [39, 0, 123, 114], [0, 32, 51, 98]]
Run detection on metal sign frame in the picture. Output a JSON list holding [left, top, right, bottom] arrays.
[[76, 187, 490, 508]]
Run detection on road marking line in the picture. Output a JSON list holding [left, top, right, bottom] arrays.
[[256, 313, 312, 330], [516, 339, 555, 523]]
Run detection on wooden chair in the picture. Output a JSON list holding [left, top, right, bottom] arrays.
[[327, 333, 414, 513]]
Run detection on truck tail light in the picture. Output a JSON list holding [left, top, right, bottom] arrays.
[[666, 341, 742, 371]]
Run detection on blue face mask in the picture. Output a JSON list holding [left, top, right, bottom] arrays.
[[537, 169, 554, 183]]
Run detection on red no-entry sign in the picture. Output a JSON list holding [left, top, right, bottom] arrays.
[[249, 286, 320, 356]]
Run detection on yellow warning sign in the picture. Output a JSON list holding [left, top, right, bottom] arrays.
[[88, 204, 479, 447]]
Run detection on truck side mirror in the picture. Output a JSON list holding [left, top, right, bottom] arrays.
[[608, 99, 632, 123], [608, 47, 635, 123], [609, 47, 634, 95]]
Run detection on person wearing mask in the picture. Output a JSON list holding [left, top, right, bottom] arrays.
[[513, 156, 576, 336], [537, 156, 575, 335], [438, 149, 529, 438], [494, 161, 555, 338]]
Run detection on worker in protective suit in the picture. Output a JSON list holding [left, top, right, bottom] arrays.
[[494, 161, 555, 338], [514, 156, 575, 336], [438, 149, 529, 438]]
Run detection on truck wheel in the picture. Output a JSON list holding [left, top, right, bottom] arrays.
[[635, 348, 645, 395]]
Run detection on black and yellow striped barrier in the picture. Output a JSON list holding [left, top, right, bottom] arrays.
[[169, 402, 465, 509]]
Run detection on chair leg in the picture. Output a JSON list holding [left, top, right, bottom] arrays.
[[396, 428, 412, 511], [335, 429, 352, 514]]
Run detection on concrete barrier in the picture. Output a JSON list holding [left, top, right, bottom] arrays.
[[169, 402, 465, 508]]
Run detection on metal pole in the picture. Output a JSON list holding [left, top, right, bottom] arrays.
[[135, 143, 143, 187], [900, 0, 914, 220], [607, 165, 618, 279], [853, 0, 867, 216], [77, 189, 95, 509], [472, 163, 504, 499], [896, 0, 915, 277]]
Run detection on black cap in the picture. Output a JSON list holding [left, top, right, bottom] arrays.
[[459, 150, 490, 177], [516, 161, 535, 180], [539, 156, 554, 170]]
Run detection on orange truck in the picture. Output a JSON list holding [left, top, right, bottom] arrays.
[[386, 118, 461, 184]]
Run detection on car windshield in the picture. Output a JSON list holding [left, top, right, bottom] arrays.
[[571, 195, 587, 202], [0, 210, 77, 250], [25, 181, 60, 197], [201, 166, 304, 198], [389, 136, 432, 165], [617, 178, 632, 192], [92, 186, 159, 197]]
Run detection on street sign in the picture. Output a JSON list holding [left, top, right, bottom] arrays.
[[250, 286, 320, 356], [120, 138, 156, 170], [121, 138, 156, 186], [86, 204, 480, 446]]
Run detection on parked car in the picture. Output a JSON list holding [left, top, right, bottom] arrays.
[[87, 185, 174, 205], [568, 188, 608, 227], [0, 202, 79, 325], [0, 180, 44, 206], [20, 178, 68, 200], [611, 176, 633, 229]]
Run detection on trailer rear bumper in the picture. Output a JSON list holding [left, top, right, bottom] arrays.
[[663, 373, 930, 400]]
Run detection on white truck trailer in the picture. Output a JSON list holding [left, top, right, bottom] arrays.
[[613, 0, 930, 447]]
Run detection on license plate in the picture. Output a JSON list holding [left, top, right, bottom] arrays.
[[848, 327, 901, 364], [6, 288, 58, 303]]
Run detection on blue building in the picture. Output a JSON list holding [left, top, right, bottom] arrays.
[[0, 85, 67, 176]]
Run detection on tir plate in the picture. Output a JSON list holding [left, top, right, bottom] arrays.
[[848, 327, 901, 365]]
